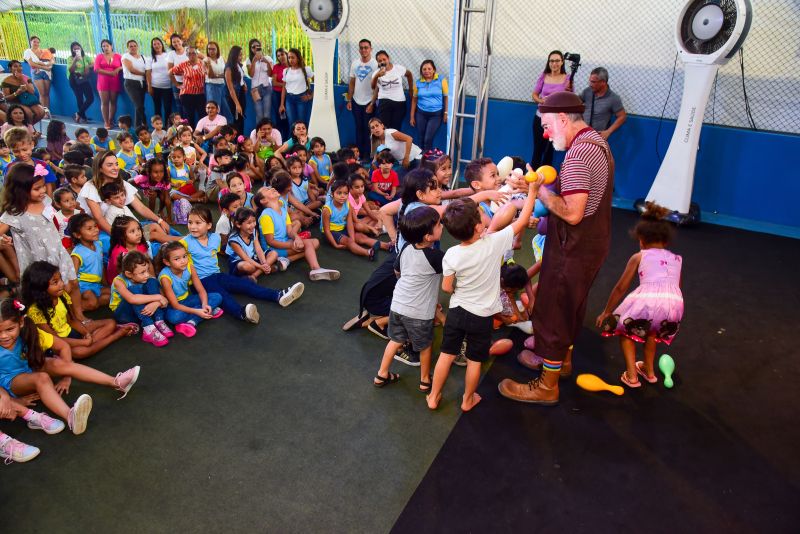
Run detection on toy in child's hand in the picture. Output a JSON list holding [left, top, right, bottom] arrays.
[[489, 338, 514, 356], [534, 199, 549, 217], [576, 373, 624, 396], [525, 165, 557, 185], [659, 354, 676, 388], [496, 156, 514, 179]]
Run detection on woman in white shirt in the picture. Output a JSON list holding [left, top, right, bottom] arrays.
[[370, 50, 414, 131], [22, 36, 53, 111], [368, 117, 421, 171], [246, 38, 273, 123], [166, 34, 189, 116], [279, 48, 314, 128], [148, 37, 173, 120], [204, 41, 232, 124], [122, 40, 150, 128]]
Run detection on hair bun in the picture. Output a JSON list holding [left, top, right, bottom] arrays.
[[641, 201, 670, 221]]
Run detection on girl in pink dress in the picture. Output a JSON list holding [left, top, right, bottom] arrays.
[[596, 203, 684, 388]]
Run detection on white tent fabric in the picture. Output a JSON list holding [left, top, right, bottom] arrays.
[[0, 0, 294, 11]]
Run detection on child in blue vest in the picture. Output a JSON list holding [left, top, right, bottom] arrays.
[[321, 179, 389, 261], [67, 214, 109, 311]]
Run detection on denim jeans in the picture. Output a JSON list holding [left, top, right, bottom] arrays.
[[351, 101, 374, 160], [165, 292, 223, 325], [252, 85, 273, 122], [285, 92, 311, 128], [226, 86, 247, 135], [200, 273, 280, 320], [416, 109, 443, 151], [171, 86, 183, 115], [205, 83, 233, 125], [112, 277, 164, 327]]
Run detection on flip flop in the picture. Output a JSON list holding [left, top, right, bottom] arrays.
[[635, 361, 658, 383], [621, 372, 641, 388], [373, 372, 400, 388]]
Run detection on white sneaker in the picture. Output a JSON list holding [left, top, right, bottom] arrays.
[[68, 394, 93, 435], [278, 282, 304, 307], [309, 268, 341, 281], [0, 433, 40, 464], [244, 303, 260, 324], [276, 257, 291, 271], [26, 410, 65, 435]]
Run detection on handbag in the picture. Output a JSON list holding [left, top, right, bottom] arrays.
[[17, 91, 40, 107]]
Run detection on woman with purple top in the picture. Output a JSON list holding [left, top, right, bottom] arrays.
[[531, 50, 572, 167]]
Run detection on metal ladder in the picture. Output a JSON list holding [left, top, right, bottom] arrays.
[[448, 0, 498, 188]]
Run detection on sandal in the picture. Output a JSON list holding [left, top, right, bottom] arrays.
[[419, 375, 432, 393], [635, 361, 658, 384], [373, 372, 400, 388], [620, 372, 641, 388]]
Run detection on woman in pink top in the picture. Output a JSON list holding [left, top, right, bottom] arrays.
[[530, 50, 572, 167], [94, 39, 123, 128]]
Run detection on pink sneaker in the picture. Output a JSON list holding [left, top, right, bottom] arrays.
[[114, 366, 141, 400], [0, 433, 40, 464], [155, 320, 174, 338], [26, 410, 65, 434], [175, 322, 197, 337], [68, 394, 93, 435], [211, 307, 224, 319], [142, 328, 169, 348]]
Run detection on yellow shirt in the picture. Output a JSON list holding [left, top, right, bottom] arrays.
[[28, 294, 72, 338]]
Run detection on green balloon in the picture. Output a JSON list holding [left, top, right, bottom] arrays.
[[659, 354, 676, 388]]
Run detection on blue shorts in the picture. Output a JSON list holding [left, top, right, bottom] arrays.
[[33, 70, 51, 81], [331, 230, 348, 244], [79, 280, 103, 297], [271, 247, 289, 258], [0, 369, 30, 397]]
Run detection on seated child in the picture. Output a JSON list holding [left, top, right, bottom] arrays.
[[373, 206, 444, 392], [91, 127, 116, 153], [495, 262, 535, 334], [67, 214, 109, 311], [116, 132, 138, 174], [255, 178, 340, 281], [167, 147, 203, 223], [0, 298, 140, 438], [150, 115, 168, 147], [348, 173, 382, 236], [62, 164, 88, 201], [101, 182, 136, 229], [369, 151, 399, 206], [132, 157, 172, 224], [21, 261, 134, 359], [110, 250, 173, 348], [287, 155, 322, 212], [117, 115, 134, 136], [134, 125, 162, 167], [321, 178, 389, 261], [106, 215, 151, 284], [270, 169, 317, 228], [225, 207, 276, 281], [155, 241, 223, 338], [309, 137, 332, 187], [216, 192, 242, 252], [53, 187, 78, 250], [427, 178, 540, 412]]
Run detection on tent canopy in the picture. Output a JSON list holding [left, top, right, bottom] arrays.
[[0, 0, 294, 11]]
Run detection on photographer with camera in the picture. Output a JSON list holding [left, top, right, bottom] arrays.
[[580, 67, 627, 140], [530, 51, 573, 168], [370, 50, 414, 131]]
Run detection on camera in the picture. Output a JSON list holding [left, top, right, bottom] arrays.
[[255, 45, 262, 52], [564, 52, 581, 63], [378, 62, 386, 68]]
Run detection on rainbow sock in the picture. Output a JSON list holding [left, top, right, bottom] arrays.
[[542, 359, 562, 373]]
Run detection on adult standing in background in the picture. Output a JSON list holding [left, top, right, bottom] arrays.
[[169, 45, 207, 127], [371, 50, 413, 131], [68, 42, 94, 124], [204, 41, 232, 124], [410, 59, 448, 151], [347, 39, 378, 162], [224, 46, 248, 135], [122, 40, 150, 128], [271, 48, 290, 139], [94, 39, 122, 129], [279, 48, 314, 128], [22, 36, 53, 112], [246, 38, 273, 122], [530, 50, 572, 168], [580, 67, 627, 140], [148, 37, 173, 120], [166, 34, 188, 115]]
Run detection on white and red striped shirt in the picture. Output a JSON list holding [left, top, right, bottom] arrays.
[[559, 128, 610, 218], [170, 61, 206, 96]]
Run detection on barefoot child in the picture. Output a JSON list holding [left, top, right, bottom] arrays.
[[596, 203, 684, 388], [374, 206, 443, 392], [21, 261, 134, 359], [427, 178, 540, 412]]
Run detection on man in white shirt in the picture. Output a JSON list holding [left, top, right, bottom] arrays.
[[347, 39, 378, 162]]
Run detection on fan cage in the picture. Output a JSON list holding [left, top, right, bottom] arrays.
[[299, 0, 344, 33], [680, 0, 738, 55]]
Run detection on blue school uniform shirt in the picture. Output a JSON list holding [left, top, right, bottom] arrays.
[[311, 154, 332, 181], [109, 274, 136, 312], [117, 150, 138, 171], [91, 136, 117, 152], [291, 176, 310, 204], [0, 329, 53, 384], [258, 205, 290, 251], [225, 232, 257, 261], [321, 198, 349, 232], [180, 233, 222, 278], [0, 155, 12, 184], [414, 74, 448, 112], [159, 265, 193, 301], [168, 160, 191, 188], [10, 158, 57, 185], [134, 140, 162, 163], [71, 241, 104, 283]]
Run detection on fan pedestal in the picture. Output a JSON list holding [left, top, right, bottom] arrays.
[[645, 62, 718, 217], [307, 38, 340, 151]]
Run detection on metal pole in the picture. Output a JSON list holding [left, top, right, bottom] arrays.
[[103, 0, 113, 47], [19, 0, 30, 43], [205, 0, 210, 42]]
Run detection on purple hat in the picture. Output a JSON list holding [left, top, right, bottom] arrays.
[[538, 91, 585, 114]]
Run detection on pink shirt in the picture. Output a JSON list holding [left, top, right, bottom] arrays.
[[348, 193, 366, 214], [195, 115, 227, 135]]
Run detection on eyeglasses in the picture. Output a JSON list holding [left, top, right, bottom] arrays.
[[549, 59, 562, 63]]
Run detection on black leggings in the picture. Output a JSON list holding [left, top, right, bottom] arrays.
[[531, 113, 554, 167], [227, 86, 247, 135], [180, 92, 206, 127], [150, 87, 172, 123], [377, 99, 406, 131], [69, 78, 94, 120]]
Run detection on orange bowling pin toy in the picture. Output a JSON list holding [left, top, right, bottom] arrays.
[[576, 373, 625, 396], [525, 165, 558, 185]]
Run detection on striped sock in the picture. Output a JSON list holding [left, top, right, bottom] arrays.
[[542, 359, 562, 373]]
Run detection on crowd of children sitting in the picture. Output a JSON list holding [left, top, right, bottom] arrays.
[[0, 102, 683, 465]]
